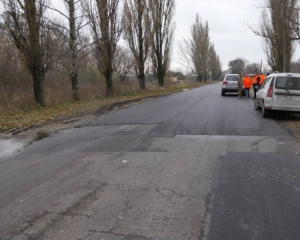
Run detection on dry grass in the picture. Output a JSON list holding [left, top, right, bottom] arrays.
[[273, 113, 300, 139]]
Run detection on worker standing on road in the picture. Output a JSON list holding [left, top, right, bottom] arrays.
[[243, 74, 252, 98], [252, 73, 260, 99], [259, 73, 266, 87], [238, 72, 243, 99]]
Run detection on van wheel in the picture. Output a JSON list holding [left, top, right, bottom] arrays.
[[221, 90, 225, 96], [254, 99, 261, 110], [262, 105, 270, 118]]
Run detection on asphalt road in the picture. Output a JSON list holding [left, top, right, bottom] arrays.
[[1, 82, 300, 240]]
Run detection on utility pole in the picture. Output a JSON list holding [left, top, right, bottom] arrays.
[[260, 60, 263, 72], [282, 0, 286, 72]]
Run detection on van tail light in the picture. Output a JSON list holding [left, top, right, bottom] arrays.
[[267, 87, 273, 97], [223, 81, 228, 84]]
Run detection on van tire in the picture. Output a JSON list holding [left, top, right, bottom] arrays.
[[221, 90, 225, 96], [262, 104, 270, 118], [254, 99, 261, 110]]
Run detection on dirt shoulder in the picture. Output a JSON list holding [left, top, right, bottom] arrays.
[[0, 95, 162, 140], [272, 113, 300, 139]]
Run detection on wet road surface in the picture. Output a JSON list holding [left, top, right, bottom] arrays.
[[1, 83, 300, 240]]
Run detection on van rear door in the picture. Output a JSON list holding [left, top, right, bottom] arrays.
[[273, 77, 300, 109]]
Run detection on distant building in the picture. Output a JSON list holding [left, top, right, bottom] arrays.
[[168, 77, 177, 83]]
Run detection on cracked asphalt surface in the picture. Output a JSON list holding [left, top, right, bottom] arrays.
[[1, 83, 300, 240]]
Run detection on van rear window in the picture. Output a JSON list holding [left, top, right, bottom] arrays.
[[225, 75, 238, 81], [275, 77, 300, 90]]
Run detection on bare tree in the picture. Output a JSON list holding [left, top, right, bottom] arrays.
[[83, 0, 122, 96], [208, 44, 222, 80], [113, 45, 135, 82], [244, 62, 261, 74], [148, 0, 175, 87], [46, 0, 91, 101], [179, 14, 217, 82], [228, 58, 247, 74], [249, 0, 298, 72], [0, 27, 34, 110], [2, 0, 52, 107], [201, 21, 210, 82], [122, 0, 149, 89]]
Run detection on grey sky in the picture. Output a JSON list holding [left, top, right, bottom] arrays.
[[51, 0, 262, 72], [172, 0, 267, 71]]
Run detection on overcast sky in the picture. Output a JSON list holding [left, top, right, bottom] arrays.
[[172, 0, 268, 72], [1, 0, 299, 73]]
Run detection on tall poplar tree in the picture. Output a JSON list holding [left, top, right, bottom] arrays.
[[179, 14, 221, 82], [46, 0, 90, 101], [250, 0, 298, 72], [148, 0, 175, 87], [84, 0, 122, 96], [3, 0, 52, 107], [123, 0, 150, 90]]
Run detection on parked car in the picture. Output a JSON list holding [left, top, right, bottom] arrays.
[[254, 72, 300, 117], [221, 74, 239, 96]]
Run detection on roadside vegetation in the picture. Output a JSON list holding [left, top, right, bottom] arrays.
[[0, 0, 222, 109]]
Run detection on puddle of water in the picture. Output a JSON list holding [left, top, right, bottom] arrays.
[[0, 128, 78, 158], [0, 132, 52, 158], [0, 139, 30, 157]]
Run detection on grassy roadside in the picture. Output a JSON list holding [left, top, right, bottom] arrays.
[[0, 83, 211, 135]]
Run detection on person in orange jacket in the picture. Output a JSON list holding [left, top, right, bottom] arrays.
[[259, 72, 266, 86], [243, 74, 253, 98]]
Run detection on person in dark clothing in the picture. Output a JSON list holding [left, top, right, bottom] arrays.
[[238, 72, 243, 99]]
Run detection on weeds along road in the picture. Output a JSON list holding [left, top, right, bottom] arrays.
[[1, 82, 300, 240]]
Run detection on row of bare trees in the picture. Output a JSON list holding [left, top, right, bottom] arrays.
[[179, 14, 222, 82], [1, 0, 176, 107]]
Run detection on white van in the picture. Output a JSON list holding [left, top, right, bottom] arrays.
[[254, 72, 300, 117]]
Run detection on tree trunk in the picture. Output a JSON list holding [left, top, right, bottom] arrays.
[[71, 71, 80, 101], [138, 65, 146, 89], [157, 68, 164, 86], [70, 47, 80, 101], [138, 2, 146, 90], [157, 54, 164, 86], [105, 70, 114, 96], [33, 70, 45, 107], [69, 0, 80, 101], [197, 74, 202, 83]]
